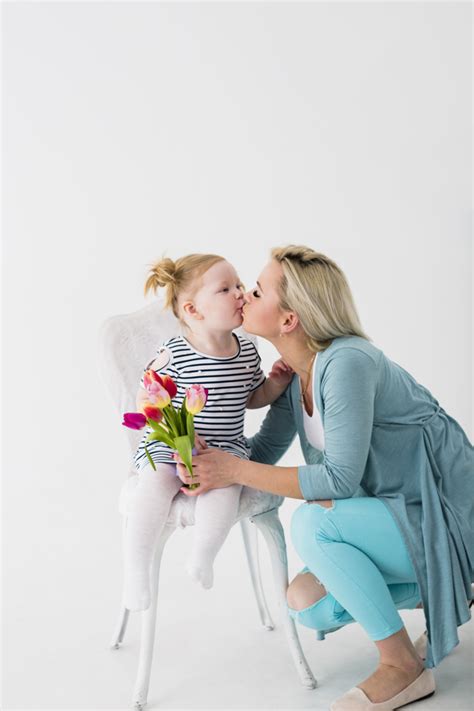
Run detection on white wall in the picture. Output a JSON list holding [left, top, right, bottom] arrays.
[[2, 2, 471, 708]]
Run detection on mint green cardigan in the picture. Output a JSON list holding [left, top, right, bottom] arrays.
[[247, 335, 473, 668]]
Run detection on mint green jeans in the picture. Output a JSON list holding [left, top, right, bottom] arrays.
[[287, 497, 422, 641]]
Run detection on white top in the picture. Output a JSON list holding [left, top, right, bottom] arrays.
[[301, 352, 325, 452]]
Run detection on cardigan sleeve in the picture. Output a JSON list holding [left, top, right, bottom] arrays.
[[298, 348, 378, 500], [247, 385, 298, 465]]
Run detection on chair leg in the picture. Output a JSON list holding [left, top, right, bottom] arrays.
[[110, 607, 131, 649], [251, 508, 317, 690], [132, 523, 176, 711], [239, 518, 274, 629], [111, 514, 132, 649]]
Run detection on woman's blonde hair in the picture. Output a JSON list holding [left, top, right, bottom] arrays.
[[270, 245, 371, 352], [144, 253, 225, 322]]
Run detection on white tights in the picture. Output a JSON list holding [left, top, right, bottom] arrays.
[[123, 462, 242, 611]]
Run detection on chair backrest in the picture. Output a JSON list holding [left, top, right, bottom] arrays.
[[98, 297, 259, 464]]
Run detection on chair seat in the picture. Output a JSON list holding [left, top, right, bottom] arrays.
[[119, 472, 284, 528]]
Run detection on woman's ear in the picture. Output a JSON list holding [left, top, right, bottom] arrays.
[[280, 311, 299, 335]]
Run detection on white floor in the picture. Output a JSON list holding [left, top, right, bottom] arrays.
[[3, 501, 473, 711]]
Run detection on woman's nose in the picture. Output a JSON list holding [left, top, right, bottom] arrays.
[[242, 291, 251, 304]]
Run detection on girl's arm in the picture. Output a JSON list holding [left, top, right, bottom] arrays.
[[246, 358, 294, 409]]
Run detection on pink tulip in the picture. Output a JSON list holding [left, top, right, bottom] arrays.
[[147, 384, 171, 409], [185, 384, 208, 415], [143, 369, 162, 391], [122, 412, 147, 430], [142, 405, 163, 423], [143, 369, 177, 400]]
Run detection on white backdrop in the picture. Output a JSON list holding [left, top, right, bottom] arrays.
[[2, 2, 472, 710]]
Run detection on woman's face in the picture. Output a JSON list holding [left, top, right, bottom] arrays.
[[242, 259, 286, 339]]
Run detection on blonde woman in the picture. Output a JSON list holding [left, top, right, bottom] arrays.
[[174, 245, 473, 710]]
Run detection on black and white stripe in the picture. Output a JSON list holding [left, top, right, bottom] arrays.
[[134, 333, 266, 469]]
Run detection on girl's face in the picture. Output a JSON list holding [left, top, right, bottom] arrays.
[[241, 260, 287, 340], [184, 260, 245, 331]]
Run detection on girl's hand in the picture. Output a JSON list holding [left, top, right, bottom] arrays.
[[268, 358, 294, 387], [172, 447, 241, 497]]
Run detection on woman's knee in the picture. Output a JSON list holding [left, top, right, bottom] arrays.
[[290, 502, 330, 559], [286, 575, 345, 632], [286, 570, 327, 610]]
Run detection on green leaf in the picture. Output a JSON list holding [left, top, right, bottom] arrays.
[[146, 429, 175, 448], [174, 435, 194, 477], [186, 413, 195, 447], [148, 417, 166, 430], [161, 407, 177, 436], [179, 399, 188, 435]]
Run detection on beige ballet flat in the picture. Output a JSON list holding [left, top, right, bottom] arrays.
[[413, 631, 428, 660], [329, 668, 435, 710]]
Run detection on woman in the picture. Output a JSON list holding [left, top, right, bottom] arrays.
[[173, 245, 473, 710]]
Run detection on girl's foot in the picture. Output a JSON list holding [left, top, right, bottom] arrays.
[[357, 659, 425, 703], [186, 561, 213, 589]]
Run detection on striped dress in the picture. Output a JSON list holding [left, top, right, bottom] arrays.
[[133, 332, 266, 470]]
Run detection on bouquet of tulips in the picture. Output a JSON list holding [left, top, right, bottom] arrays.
[[122, 369, 208, 490]]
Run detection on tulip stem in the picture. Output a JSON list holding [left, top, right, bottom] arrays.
[[144, 446, 157, 471]]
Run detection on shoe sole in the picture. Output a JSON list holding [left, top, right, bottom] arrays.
[[396, 689, 435, 709]]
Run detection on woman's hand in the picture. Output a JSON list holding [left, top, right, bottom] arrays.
[[173, 447, 241, 497], [194, 432, 208, 453]]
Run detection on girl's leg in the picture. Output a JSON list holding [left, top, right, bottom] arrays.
[[186, 484, 242, 589], [123, 462, 181, 611]]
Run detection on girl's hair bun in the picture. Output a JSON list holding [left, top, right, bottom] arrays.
[[152, 258, 177, 287], [144, 257, 176, 295]]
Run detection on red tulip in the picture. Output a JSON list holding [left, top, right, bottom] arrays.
[[160, 374, 178, 399], [142, 405, 163, 423], [122, 412, 147, 430]]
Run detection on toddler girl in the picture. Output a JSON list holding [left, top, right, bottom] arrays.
[[124, 252, 293, 610]]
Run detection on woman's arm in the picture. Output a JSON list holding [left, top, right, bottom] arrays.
[[297, 348, 378, 499], [174, 448, 304, 498], [175, 348, 378, 500], [247, 383, 298, 463], [174, 384, 303, 498]]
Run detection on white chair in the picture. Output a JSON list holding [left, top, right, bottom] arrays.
[[98, 299, 317, 710]]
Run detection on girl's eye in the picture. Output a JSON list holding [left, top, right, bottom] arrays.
[[221, 288, 229, 292]]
